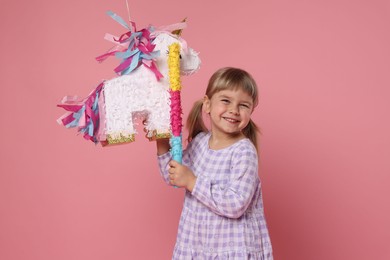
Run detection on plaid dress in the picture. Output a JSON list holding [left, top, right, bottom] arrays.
[[158, 132, 273, 259]]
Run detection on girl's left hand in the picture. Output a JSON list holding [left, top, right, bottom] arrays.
[[168, 160, 197, 192]]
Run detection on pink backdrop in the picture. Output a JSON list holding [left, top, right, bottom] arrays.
[[1, 0, 389, 259]]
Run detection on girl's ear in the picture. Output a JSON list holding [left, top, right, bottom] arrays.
[[202, 95, 211, 114]]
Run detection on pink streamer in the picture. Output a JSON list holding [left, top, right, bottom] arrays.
[[170, 90, 182, 137]]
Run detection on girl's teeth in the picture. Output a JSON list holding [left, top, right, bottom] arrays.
[[225, 118, 238, 123]]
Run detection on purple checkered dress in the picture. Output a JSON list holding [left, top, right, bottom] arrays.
[[158, 132, 273, 259]]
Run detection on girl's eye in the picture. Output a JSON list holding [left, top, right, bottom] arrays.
[[221, 99, 230, 103]]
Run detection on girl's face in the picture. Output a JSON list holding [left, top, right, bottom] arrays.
[[203, 88, 254, 138]]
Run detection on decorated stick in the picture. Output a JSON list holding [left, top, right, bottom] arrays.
[[168, 43, 183, 163]]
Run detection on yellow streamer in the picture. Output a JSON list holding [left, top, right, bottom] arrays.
[[168, 43, 182, 91]]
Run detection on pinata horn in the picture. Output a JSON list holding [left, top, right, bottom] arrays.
[[172, 18, 187, 36]]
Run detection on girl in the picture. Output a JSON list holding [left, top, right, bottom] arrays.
[[156, 67, 273, 259]]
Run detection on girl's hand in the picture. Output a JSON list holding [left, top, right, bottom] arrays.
[[168, 160, 197, 192]]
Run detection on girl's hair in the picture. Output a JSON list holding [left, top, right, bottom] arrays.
[[186, 67, 260, 150]]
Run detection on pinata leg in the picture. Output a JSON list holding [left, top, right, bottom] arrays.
[[146, 130, 171, 141], [145, 108, 171, 141], [104, 110, 136, 145], [102, 76, 138, 145]]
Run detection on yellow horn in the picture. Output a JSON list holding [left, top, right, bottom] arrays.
[[172, 18, 187, 37]]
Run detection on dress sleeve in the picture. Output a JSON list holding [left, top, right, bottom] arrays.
[[191, 145, 259, 219], [157, 152, 172, 185]]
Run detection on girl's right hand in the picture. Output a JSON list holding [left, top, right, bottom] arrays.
[[168, 160, 196, 192]]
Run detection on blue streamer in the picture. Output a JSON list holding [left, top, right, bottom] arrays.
[[170, 135, 182, 164], [66, 105, 85, 128], [92, 92, 99, 112], [87, 121, 94, 137], [140, 50, 160, 60], [106, 10, 130, 30], [103, 11, 162, 79], [116, 48, 139, 59], [121, 51, 141, 75], [128, 51, 140, 72]]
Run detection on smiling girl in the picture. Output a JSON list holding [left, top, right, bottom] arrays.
[[156, 67, 273, 259]]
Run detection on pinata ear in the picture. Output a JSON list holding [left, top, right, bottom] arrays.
[[171, 18, 187, 36]]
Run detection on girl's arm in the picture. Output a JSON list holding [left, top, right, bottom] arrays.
[[191, 146, 259, 219], [156, 138, 171, 185]]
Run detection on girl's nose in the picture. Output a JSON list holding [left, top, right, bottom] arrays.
[[229, 106, 239, 115]]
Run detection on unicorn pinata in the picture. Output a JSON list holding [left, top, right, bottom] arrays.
[[57, 11, 201, 147]]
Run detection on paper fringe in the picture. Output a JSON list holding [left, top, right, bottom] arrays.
[[57, 82, 104, 143], [168, 43, 183, 163]]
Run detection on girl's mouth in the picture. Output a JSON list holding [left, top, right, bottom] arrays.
[[223, 117, 240, 123]]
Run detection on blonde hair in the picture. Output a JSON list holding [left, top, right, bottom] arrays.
[[186, 67, 260, 150]]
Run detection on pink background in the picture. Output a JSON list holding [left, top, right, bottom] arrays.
[[1, 0, 389, 259]]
